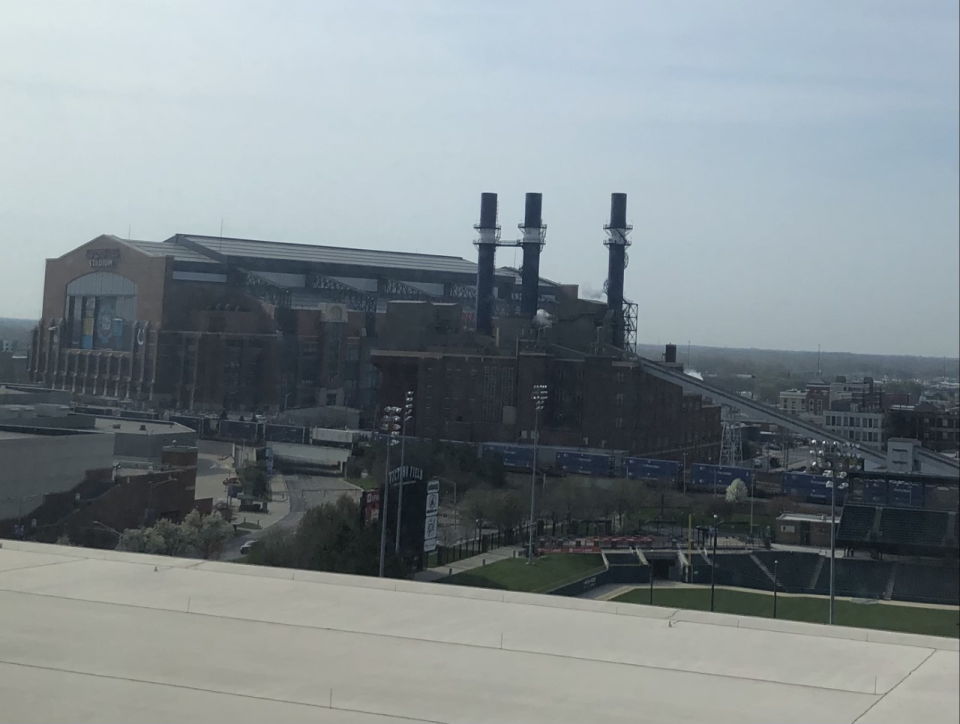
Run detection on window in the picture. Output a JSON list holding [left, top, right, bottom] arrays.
[[615, 417, 624, 429], [780, 525, 795, 533], [615, 371, 625, 384], [615, 393, 624, 407]]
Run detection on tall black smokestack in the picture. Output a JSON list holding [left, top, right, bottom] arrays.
[[603, 192, 632, 349], [473, 192, 499, 336], [519, 192, 545, 319]]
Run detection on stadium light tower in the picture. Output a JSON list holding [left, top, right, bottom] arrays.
[[379, 407, 401, 578], [826, 475, 849, 625], [528, 384, 548, 564]]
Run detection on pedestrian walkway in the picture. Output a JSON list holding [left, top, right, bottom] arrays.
[[413, 545, 523, 583]]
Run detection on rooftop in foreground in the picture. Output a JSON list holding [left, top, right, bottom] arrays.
[[0, 541, 957, 724]]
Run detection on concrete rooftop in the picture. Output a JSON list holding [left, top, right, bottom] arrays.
[[0, 541, 957, 724]]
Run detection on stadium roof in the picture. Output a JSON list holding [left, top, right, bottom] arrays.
[[112, 237, 215, 263], [173, 234, 502, 277], [1, 542, 956, 723]]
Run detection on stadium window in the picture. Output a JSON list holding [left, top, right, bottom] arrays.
[[615, 393, 624, 407]]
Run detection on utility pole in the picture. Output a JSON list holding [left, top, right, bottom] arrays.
[[394, 391, 414, 555], [773, 559, 779, 619]]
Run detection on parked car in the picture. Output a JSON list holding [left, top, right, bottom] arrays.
[[239, 540, 257, 555]]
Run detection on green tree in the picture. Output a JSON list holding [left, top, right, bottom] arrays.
[[247, 495, 406, 578], [238, 463, 270, 499]]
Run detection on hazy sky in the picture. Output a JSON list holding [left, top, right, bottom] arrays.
[[1, 1, 957, 357]]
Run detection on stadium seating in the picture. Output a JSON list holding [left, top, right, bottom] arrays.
[[714, 554, 770, 589], [752, 551, 823, 593], [811, 559, 893, 599], [893, 563, 960, 606], [836, 505, 877, 545], [604, 551, 640, 565], [877, 508, 949, 548]]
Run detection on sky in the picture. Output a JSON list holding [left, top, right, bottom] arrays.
[[0, 0, 957, 357]]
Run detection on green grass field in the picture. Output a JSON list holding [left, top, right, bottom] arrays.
[[345, 476, 380, 491], [444, 554, 604, 594], [614, 587, 960, 639]]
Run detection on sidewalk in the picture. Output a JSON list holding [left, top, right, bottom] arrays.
[[413, 545, 524, 583]]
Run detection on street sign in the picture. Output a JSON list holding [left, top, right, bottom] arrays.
[[423, 514, 438, 552], [423, 479, 440, 552]]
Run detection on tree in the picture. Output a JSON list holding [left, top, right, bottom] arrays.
[[115, 511, 232, 560], [490, 489, 526, 533], [238, 463, 270, 499], [180, 510, 233, 559], [459, 485, 496, 537], [246, 494, 406, 578], [725, 478, 749, 505]]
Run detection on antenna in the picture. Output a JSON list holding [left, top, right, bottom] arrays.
[[127, 224, 131, 239]]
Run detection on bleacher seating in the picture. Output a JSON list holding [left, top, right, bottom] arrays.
[[893, 563, 960, 606], [714, 554, 770, 589], [877, 508, 949, 548], [811, 559, 893, 599], [604, 551, 640, 565], [753, 551, 822, 593], [836, 505, 877, 545]]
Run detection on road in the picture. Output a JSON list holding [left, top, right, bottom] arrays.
[[222, 474, 361, 560]]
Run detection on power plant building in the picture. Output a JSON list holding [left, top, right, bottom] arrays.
[[28, 193, 721, 458]]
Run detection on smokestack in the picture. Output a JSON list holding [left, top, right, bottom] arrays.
[[519, 192, 545, 319], [603, 192, 632, 349], [474, 192, 499, 336]]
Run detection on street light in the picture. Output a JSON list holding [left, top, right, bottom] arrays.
[[378, 407, 401, 578], [826, 476, 849, 625], [710, 514, 725, 612], [395, 391, 414, 555], [528, 383, 548, 564]]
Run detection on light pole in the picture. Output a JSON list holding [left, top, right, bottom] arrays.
[[710, 514, 726, 613], [826, 474, 849, 625], [773, 559, 779, 619], [395, 391, 414, 555], [378, 407, 401, 578], [528, 383, 548, 564]]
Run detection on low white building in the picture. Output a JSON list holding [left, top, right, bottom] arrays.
[[823, 410, 885, 447], [778, 390, 807, 415]]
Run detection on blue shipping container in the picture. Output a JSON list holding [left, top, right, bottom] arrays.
[[781, 472, 845, 505], [555, 451, 615, 477], [691, 464, 753, 491], [623, 457, 680, 481]]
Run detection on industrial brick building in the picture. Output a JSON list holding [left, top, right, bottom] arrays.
[[29, 192, 721, 459]]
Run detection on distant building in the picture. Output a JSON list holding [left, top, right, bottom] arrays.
[[886, 403, 960, 453], [823, 409, 885, 447], [778, 390, 807, 415], [775, 513, 836, 547], [28, 234, 579, 422]]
